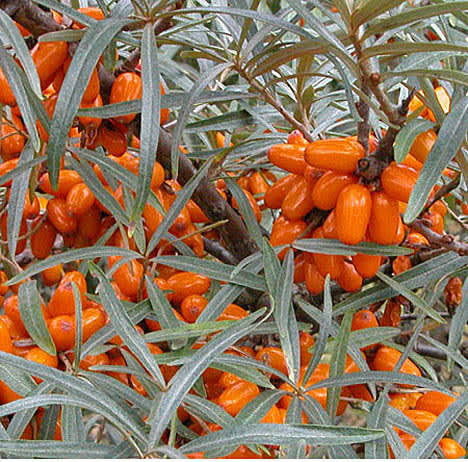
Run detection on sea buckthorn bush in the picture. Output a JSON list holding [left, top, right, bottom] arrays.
[[0, 0, 467, 459]]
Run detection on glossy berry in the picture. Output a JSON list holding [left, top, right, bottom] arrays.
[[255, 346, 288, 377], [352, 253, 382, 279], [381, 162, 419, 203], [438, 438, 466, 459], [281, 176, 315, 220], [264, 174, 300, 209], [30, 219, 57, 260], [217, 381, 260, 416], [268, 143, 307, 174], [312, 171, 356, 210], [337, 261, 363, 292], [305, 138, 365, 173], [336, 184, 372, 245], [180, 295, 208, 323], [415, 391, 456, 416], [109, 72, 142, 124], [368, 191, 400, 245], [66, 183, 95, 216], [48, 315, 76, 352], [166, 272, 211, 304]]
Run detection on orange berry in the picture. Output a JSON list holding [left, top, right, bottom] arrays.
[[403, 409, 437, 431], [217, 381, 260, 416], [299, 331, 315, 365], [25, 347, 58, 369], [381, 162, 419, 203], [270, 215, 307, 258], [231, 188, 262, 222], [351, 309, 379, 350], [255, 346, 288, 377], [268, 143, 307, 174], [30, 219, 57, 260], [31, 41, 68, 90], [82, 308, 106, 342], [180, 295, 208, 323], [48, 315, 76, 352], [336, 184, 372, 245], [0, 318, 13, 354], [311, 228, 344, 280], [0, 67, 16, 106], [166, 272, 210, 304], [371, 346, 421, 387], [110, 258, 144, 299], [312, 171, 357, 210], [337, 261, 363, 292], [352, 253, 382, 279], [217, 304, 248, 321], [439, 438, 466, 459], [415, 391, 456, 416], [66, 182, 95, 216], [264, 173, 300, 209], [368, 191, 400, 245], [281, 176, 316, 220], [409, 129, 437, 164], [305, 138, 365, 173], [39, 170, 82, 198], [109, 73, 142, 124]]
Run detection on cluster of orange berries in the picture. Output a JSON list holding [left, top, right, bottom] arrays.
[[264, 86, 454, 295]]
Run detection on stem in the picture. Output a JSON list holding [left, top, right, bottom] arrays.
[[234, 61, 314, 142]]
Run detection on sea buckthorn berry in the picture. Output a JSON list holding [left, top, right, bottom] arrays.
[[109, 72, 142, 124], [47, 198, 78, 234], [4, 295, 28, 337], [78, 93, 103, 128], [393, 255, 412, 275], [41, 264, 63, 287], [267, 144, 307, 174], [322, 209, 338, 239], [304, 258, 325, 295], [186, 199, 208, 223], [261, 404, 282, 424], [406, 232, 430, 249], [48, 315, 76, 352], [409, 129, 437, 164], [312, 171, 357, 210], [31, 41, 68, 89], [166, 272, 210, 304], [264, 174, 300, 209], [429, 200, 447, 217], [281, 176, 315, 220], [61, 271, 87, 295], [232, 188, 262, 222], [248, 171, 269, 199], [312, 228, 344, 280], [293, 253, 307, 283], [30, 219, 57, 260], [218, 371, 245, 389], [299, 331, 315, 365], [25, 347, 58, 369], [381, 162, 419, 203], [393, 216, 405, 244], [444, 276, 463, 310], [66, 183, 95, 216], [423, 211, 444, 235], [217, 303, 248, 321], [415, 391, 456, 416], [0, 318, 13, 354], [0, 158, 18, 186], [351, 309, 379, 350], [270, 215, 307, 258], [1, 120, 25, 161], [371, 346, 421, 387], [287, 130, 308, 146], [403, 409, 437, 431], [77, 206, 101, 240], [303, 165, 323, 186], [255, 346, 288, 377], [337, 261, 363, 292], [217, 381, 260, 416], [352, 253, 382, 279], [95, 125, 127, 156], [23, 194, 40, 219], [151, 162, 165, 190], [305, 138, 365, 173], [81, 67, 100, 104], [73, 6, 105, 28], [336, 184, 372, 245], [439, 438, 466, 459], [380, 299, 402, 327], [180, 295, 208, 323], [401, 153, 423, 171], [0, 68, 16, 106], [0, 271, 8, 295], [368, 191, 400, 245], [348, 384, 374, 402], [39, 170, 82, 198], [111, 258, 144, 299], [0, 213, 27, 254], [82, 308, 106, 342]]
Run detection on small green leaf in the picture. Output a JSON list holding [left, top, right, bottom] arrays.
[[405, 96, 468, 222], [18, 281, 56, 356], [394, 119, 435, 163], [351, 0, 406, 30]]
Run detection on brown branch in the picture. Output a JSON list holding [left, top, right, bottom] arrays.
[[156, 128, 258, 262], [202, 236, 238, 265], [0, 0, 64, 37], [410, 219, 468, 256], [425, 173, 461, 211]]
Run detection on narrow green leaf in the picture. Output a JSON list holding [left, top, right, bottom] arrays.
[[181, 424, 384, 454], [447, 277, 468, 371], [146, 159, 213, 256], [327, 309, 352, 419], [385, 69, 468, 87], [405, 96, 468, 222], [7, 247, 141, 285], [351, 0, 406, 29], [61, 406, 85, 443], [90, 263, 165, 387], [363, 2, 468, 38], [0, 48, 40, 151], [170, 63, 231, 179], [152, 255, 266, 291], [47, 18, 130, 188], [18, 281, 56, 356], [131, 22, 160, 223], [394, 119, 435, 163], [0, 10, 42, 97], [72, 282, 83, 371], [7, 142, 33, 258], [375, 272, 444, 324], [147, 309, 267, 449], [293, 239, 411, 256], [366, 393, 389, 459]]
